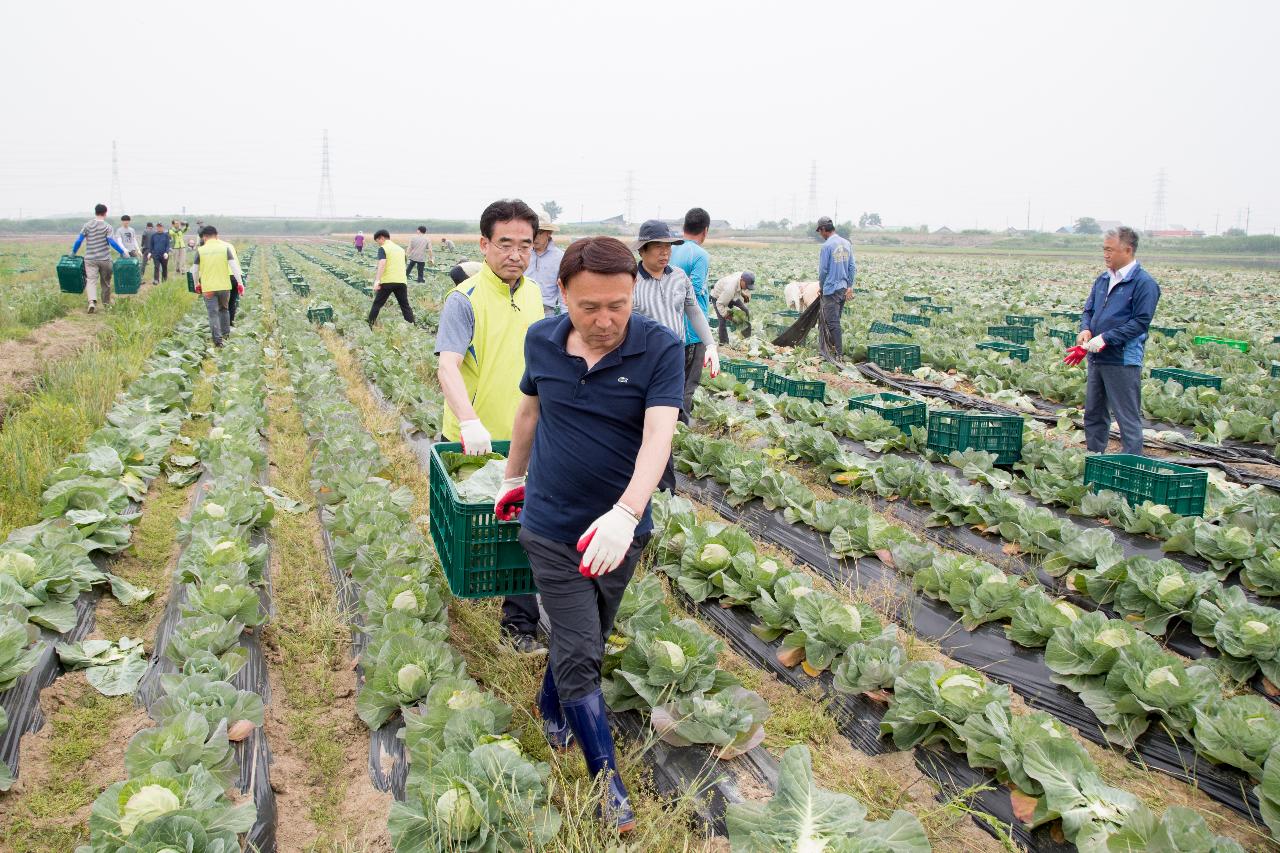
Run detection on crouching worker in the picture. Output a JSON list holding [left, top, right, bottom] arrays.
[[494, 236, 683, 833]]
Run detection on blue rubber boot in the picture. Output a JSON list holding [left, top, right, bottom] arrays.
[[561, 689, 636, 833], [536, 666, 574, 751]]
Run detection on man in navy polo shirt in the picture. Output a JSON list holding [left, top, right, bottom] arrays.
[[493, 236, 683, 834]]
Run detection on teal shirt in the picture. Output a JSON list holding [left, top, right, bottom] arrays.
[[670, 240, 710, 344]]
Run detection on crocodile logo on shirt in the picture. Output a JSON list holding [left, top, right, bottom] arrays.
[[617, 376, 629, 383]]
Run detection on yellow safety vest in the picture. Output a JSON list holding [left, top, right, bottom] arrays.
[[441, 262, 541, 442], [195, 239, 233, 292], [379, 240, 407, 284]]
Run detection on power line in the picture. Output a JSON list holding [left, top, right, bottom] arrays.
[[316, 129, 336, 219], [109, 141, 123, 212], [1151, 167, 1168, 231]]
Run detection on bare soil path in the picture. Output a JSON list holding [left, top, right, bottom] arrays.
[[0, 312, 103, 419]]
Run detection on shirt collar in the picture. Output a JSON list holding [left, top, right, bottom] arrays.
[[534, 239, 556, 257], [480, 261, 525, 292], [637, 264, 672, 281], [1108, 259, 1138, 285]]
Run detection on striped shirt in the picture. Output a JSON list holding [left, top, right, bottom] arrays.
[[632, 264, 715, 345], [79, 219, 115, 260]]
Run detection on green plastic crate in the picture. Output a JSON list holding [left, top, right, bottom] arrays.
[[892, 312, 932, 327], [753, 292, 777, 302], [1083, 454, 1207, 517], [722, 359, 769, 387], [1193, 335, 1249, 353], [1050, 310, 1080, 320], [903, 294, 932, 303], [1150, 325, 1183, 337], [1048, 328, 1076, 345], [428, 441, 535, 598], [987, 324, 1035, 344], [870, 321, 913, 338], [293, 282, 311, 297], [1150, 367, 1221, 389], [919, 304, 953, 314], [112, 258, 141, 295], [1273, 334, 1280, 344], [976, 341, 1029, 362], [776, 309, 801, 319], [779, 376, 826, 402], [867, 343, 921, 373], [763, 371, 788, 396], [307, 304, 334, 324], [1005, 314, 1044, 327], [848, 392, 926, 430], [56, 255, 85, 293], [927, 410, 1024, 465], [1271, 361, 1279, 379], [709, 316, 719, 328], [187, 271, 196, 293]]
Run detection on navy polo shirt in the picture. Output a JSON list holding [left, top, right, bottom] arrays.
[[518, 312, 684, 544]]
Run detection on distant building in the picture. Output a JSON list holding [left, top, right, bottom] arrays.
[[1055, 226, 1073, 234], [1005, 227, 1039, 236], [662, 218, 732, 231], [1095, 219, 1124, 232], [1150, 228, 1204, 238], [933, 226, 954, 235]]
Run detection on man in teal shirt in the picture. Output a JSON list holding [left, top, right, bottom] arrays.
[[668, 207, 711, 419]]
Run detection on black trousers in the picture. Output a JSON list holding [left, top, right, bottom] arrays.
[[819, 291, 846, 359], [681, 342, 705, 422], [228, 286, 239, 326], [152, 255, 169, 282], [367, 283, 415, 325], [500, 593, 540, 636], [406, 260, 425, 282], [714, 298, 751, 345], [519, 527, 649, 700]]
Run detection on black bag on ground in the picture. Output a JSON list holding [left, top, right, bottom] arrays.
[[771, 297, 822, 347]]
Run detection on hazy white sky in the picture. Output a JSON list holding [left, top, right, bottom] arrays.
[[3, 0, 1276, 234]]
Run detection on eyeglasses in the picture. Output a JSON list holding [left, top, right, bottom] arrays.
[[491, 241, 533, 256]]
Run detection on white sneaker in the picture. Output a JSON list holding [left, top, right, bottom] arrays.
[[88, 301, 96, 314]]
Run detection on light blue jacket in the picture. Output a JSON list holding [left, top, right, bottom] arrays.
[[670, 240, 710, 344], [819, 233, 855, 294]]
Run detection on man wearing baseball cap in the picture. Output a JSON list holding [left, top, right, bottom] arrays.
[[526, 212, 565, 317], [710, 270, 755, 344], [816, 216, 856, 361]]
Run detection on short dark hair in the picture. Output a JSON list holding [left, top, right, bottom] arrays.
[[94, 203, 107, 216], [449, 265, 470, 285], [146, 222, 153, 227], [479, 199, 539, 240], [417, 225, 427, 234], [121, 215, 131, 222], [683, 207, 710, 235], [1106, 226, 1139, 252], [373, 229, 391, 240], [558, 237, 637, 288], [199, 225, 218, 238]]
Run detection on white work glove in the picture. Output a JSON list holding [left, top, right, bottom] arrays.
[[703, 344, 720, 379], [1075, 330, 1092, 346], [459, 419, 492, 456], [494, 476, 526, 521], [577, 503, 639, 577], [1083, 335, 1107, 353]]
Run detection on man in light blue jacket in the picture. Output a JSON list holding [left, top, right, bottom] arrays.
[[816, 216, 855, 361]]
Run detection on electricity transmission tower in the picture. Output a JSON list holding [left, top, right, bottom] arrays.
[[316, 130, 336, 219], [109, 140, 123, 212], [807, 161, 818, 222], [1151, 168, 1168, 231]]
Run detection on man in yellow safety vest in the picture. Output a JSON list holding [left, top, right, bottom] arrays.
[[191, 224, 243, 348], [435, 199, 544, 654]]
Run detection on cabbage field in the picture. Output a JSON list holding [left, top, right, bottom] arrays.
[[0, 237, 1278, 852]]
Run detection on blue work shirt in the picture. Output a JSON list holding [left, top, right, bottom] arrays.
[[669, 240, 710, 345], [149, 230, 172, 256], [518, 313, 685, 544], [1079, 262, 1161, 366], [818, 233, 856, 295]]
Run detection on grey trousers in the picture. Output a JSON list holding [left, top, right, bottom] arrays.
[[203, 291, 231, 344], [682, 342, 706, 420], [1084, 362, 1144, 454], [519, 527, 649, 700], [818, 291, 846, 360]]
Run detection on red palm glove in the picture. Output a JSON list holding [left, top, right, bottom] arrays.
[[194, 283, 202, 294], [1063, 346, 1087, 366], [236, 281, 245, 295], [494, 477, 526, 521]]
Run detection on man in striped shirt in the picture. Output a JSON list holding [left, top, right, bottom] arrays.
[[629, 219, 718, 399], [71, 204, 128, 313]]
